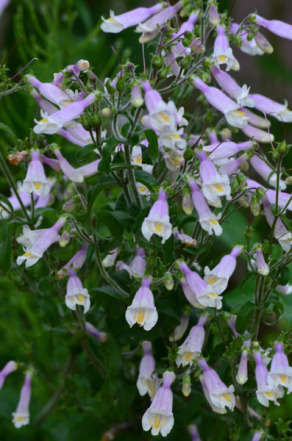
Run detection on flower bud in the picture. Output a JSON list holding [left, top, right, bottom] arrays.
[[59, 231, 70, 247], [182, 191, 193, 215], [234, 35, 242, 47], [182, 375, 191, 397], [116, 77, 126, 92], [181, 56, 192, 70], [158, 66, 170, 80], [62, 199, 76, 212], [183, 148, 194, 161], [101, 107, 112, 118], [245, 226, 253, 242], [254, 32, 273, 54], [251, 194, 261, 217], [152, 55, 164, 69], [164, 272, 174, 291], [277, 140, 289, 155]]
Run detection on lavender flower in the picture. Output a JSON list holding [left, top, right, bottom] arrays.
[[176, 314, 208, 367], [125, 276, 158, 331], [204, 245, 243, 294], [101, 3, 163, 33], [276, 284, 292, 295], [263, 199, 292, 252], [65, 269, 91, 313], [142, 189, 172, 244], [85, 322, 107, 343], [180, 278, 206, 309], [250, 156, 286, 190], [169, 314, 189, 342], [251, 431, 264, 441], [116, 247, 146, 278], [12, 371, 33, 428], [241, 124, 274, 143], [212, 25, 239, 71], [236, 340, 251, 385], [173, 228, 197, 247], [142, 371, 175, 437], [255, 246, 269, 276], [253, 14, 292, 41], [0, 361, 17, 389], [198, 358, 235, 412], [211, 66, 254, 107], [249, 93, 292, 123], [229, 23, 264, 56], [131, 84, 143, 107], [243, 108, 271, 128], [137, 341, 160, 399], [23, 149, 50, 197], [26, 75, 73, 107], [53, 146, 84, 183], [268, 342, 292, 393], [254, 350, 284, 407], [102, 248, 119, 268]]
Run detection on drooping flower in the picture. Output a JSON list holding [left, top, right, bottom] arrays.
[[198, 358, 235, 412], [187, 176, 222, 236], [131, 84, 143, 107], [169, 314, 189, 342], [116, 247, 146, 278], [85, 322, 107, 343], [197, 151, 231, 208], [228, 23, 265, 56], [12, 371, 33, 429], [176, 314, 208, 367], [137, 341, 160, 399], [253, 14, 292, 41], [268, 342, 292, 393], [102, 248, 119, 268], [180, 278, 206, 309], [276, 284, 292, 295], [193, 77, 248, 128], [65, 59, 90, 77], [236, 340, 251, 385], [254, 350, 284, 407], [26, 75, 74, 107], [203, 140, 254, 161], [246, 179, 292, 213], [0, 361, 17, 389], [23, 149, 50, 197], [173, 228, 197, 247], [204, 245, 243, 295], [53, 146, 84, 183], [125, 276, 158, 331], [219, 155, 248, 175], [142, 189, 172, 244], [211, 66, 254, 107], [250, 155, 286, 190], [249, 93, 292, 123], [212, 25, 239, 71], [17, 217, 67, 267], [255, 246, 269, 276], [243, 108, 271, 128], [142, 371, 175, 437], [101, 3, 163, 33], [65, 269, 91, 313]]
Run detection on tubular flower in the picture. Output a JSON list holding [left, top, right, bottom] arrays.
[[176, 314, 208, 367], [255, 246, 269, 276], [102, 248, 119, 268], [65, 269, 91, 313], [173, 228, 197, 247], [236, 340, 251, 385], [263, 199, 292, 252], [137, 341, 160, 399], [116, 247, 146, 278], [219, 154, 248, 175], [193, 77, 248, 128], [125, 276, 158, 331], [177, 260, 222, 309], [142, 189, 172, 244], [12, 371, 33, 429], [276, 284, 292, 295], [169, 314, 189, 342], [189, 424, 202, 441], [0, 361, 17, 389], [197, 151, 231, 208], [198, 358, 235, 412], [246, 179, 292, 212], [26, 75, 74, 107], [34, 93, 96, 134], [228, 23, 264, 56], [180, 278, 207, 309], [101, 3, 163, 33], [249, 93, 292, 123], [142, 371, 175, 437], [241, 124, 274, 143], [187, 176, 223, 236], [131, 84, 143, 107], [17, 217, 66, 267], [212, 25, 239, 71], [253, 14, 292, 41], [23, 149, 50, 197], [211, 66, 254, 107], [254, 350, 284, 407], [268, 342, 292, 393], [250, 156, 286, 190], [204, 245, 243, 294], [85, 322, 107, 343], [203, 140, 254, 161], [53, 146, 84, 183], [251, 431, 264, 441]]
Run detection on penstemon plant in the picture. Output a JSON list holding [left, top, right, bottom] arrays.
[[0, 0, 291, 440]]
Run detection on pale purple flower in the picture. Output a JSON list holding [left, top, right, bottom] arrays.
[[12, 371, 33, 428], [142, 189, 172, 244], [53, 146, 84, 183], [137, 341, 160, 399], [219, 155, 248, 175], [276, 284, 292, 295], [125, 276, 158, 331], [102, 248, 119, 268], [251, 156, 286, 190], [85, 322, 107, 343], [249, 93, 292, 123], [169, 314, 189, 342], [182, 191, 193, 215], [173, 227, 197, 247], [65, 59, 90, 77], [177, 260, 222, 309], [65, 269, 90, 313], [63, 244, 89, 271], [142, 371, 175, 437], [188, 424, 201, 441], [211, 66, 254, 107], [161, 148, 185, 171], [241, 124, 274, 143], [198, 358, 235, 412], [236, 340, 251, 385], [173, 11, 199, 38], [0, 189, 33, 219], [131, 84, 143, 107], [197, 151, 231, 208], [227, 314, 239, 337], [209, 4, 219, 26], [255, 246, 269, 276], [251, 431, 264, 441], [176, 314, 208, 367], [204, 245, 243, 294], [0, 361, 17, 389], [263, 199, 292, 252], [246, 179, 292, 212], [268, 342, 292, 393], [212, 25, 239, 71], [77, 159, 100, 178], [253, 14, 292, 41], [180, 278, 206, 309], [34, 93, 96, 134], [187, 177, 222, 236], [254, 32, 274, 54], [116, 247, 146, 278], [23, 149, 50, 197], [17, 225, 55, 249], [243, 108, 271, 128], [101, 3, 163, 33], [228, 23, 264, 56], [254, 350, 284, 407], [26, 75, 73, 107], [203, 140, 254, 161], [17, 217, 66, 267], [193, 77, 248, 128], [0, 0, 9, 15]]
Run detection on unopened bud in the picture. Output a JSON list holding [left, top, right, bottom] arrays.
[[251, 194, 261, 217], [116, 77, 126, 92], [164, 272, 174, 291], [254, 32, 273, 54], [234, 35, 242, 47], [101, 107, 112, 118], [182, 191, 193, 215], [182, 375, 191, 397], [183, 148, 194, 162], [240, 160, 249, 172], [277, 140, 289, 155], [255, 187, 266, 200], [181, 56, 192, 70], [131, 84, 143, 108], [220, 128, 232, 140], [201, 72, 210, 83], [62, 199, 75, 212], [105, 80, 115, 95], [285, 176, 292, 185], [245, 226, 253, 242], [236, 173, 246, 186], [59, 231, 70, 247], [152, 55, 164, 69], [158, 66, 170, 80]]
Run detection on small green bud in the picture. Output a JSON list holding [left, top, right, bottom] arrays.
[[256, 187, 266, 199], [203, 57, 214, 68], [158, 66, 170, 80], [277, 140, 289, 155], [94, 90, 103, 101], [249, 13, 256, 23], [105, 80, 115, 95], [234, 35, 242, 47], [182, 375, 191, 397], [101, 107, 112, 118], [152, 55, 164, 69], [245, 226, 253, 242], [182, 37, 192, 47], [59, 231, 70, 247], [247, 33, 254, 41], [251, 194, 260, 217], [180, 56, 192, 69], [62, 199, 75, 212], [116, 77, 126, 92], [201, 72, 210, 83], [237, 173, 246, 186], [92, 113, 102, 127], [183, 148, 194, 162], [164, 272, 174, 291]]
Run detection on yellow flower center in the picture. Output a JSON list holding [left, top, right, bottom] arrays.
[[107, 18, 115, 22], [34, 181, 41, 190], [40, 118, 48, 123], [139, 186, 146, 192], [161, 113, 170, 123], [136, 157, 142, 163], [219, 55, 227, 62], [210, 219, 218, 225], [234, 110, 245, 117], [184, 352, 193, 362], [223, 393, 231, 402], [16, 416, 23, 422], [208, 276, 217, 285], [280, 375, 287, 383], [77, 294, 84, 303], [210, 292, 218, 298], [137, 309, 144, 324], [266, 391, 273, 397], [24, 252, 32, 257], [172, 133, 180, 139], [154, 414, 161, 429], [155, 223, 163, 232], [214, 184, 223, 192]]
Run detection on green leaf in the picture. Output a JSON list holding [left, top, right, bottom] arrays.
[[278, 266, 290, 286], [235, 301, 255, 334], [87, 175, 117, 220], [0, 122, 17, 140], [98, 137, 120, 173], [134, 169, 157, 190], [110, 163, 135, 171], [96, 210, 124, 241], [144, 129, 158, 163], [75, 143, 99, 163], [0, 194, 14, 216], [0, 224, 10, 272]]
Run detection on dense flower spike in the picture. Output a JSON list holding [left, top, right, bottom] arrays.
[[125, 276, 158, 331], [137, 341, 160, 399], [142, 371, 175, 437], [176, 314, 208, 366], [268, 342, 292, 393], [142, 189, 172, 244], [12, 371, 33, 428], [254, 350, 284, 407], [0, 361, 17, 389], [65, 269, 91, 313], [198, 358, 235, 412]]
